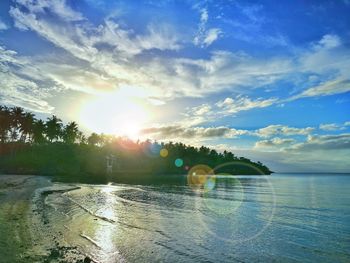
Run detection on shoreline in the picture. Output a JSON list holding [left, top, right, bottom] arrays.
[[0, 174, 94, 262], [0, 171, 271, 186]]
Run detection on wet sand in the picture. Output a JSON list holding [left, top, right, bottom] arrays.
[[0, 175, 91, 263]]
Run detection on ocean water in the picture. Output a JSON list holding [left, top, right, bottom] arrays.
[[1, 174, 350, 262]]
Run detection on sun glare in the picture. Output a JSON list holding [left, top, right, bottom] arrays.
[[79, 89, 150, 139]]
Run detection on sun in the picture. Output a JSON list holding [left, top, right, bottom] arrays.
[[79, 89, 150, 139]]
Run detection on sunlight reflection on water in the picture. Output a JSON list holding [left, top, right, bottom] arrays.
[[34, 174, 350, 263]]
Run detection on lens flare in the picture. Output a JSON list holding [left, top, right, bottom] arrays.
[[160, 148, 168, 158], [203, 175, 244, 216], [203, 175, 216, 191], [194, 161, 276, 244], [174, 158, 183, 167], [187, 164, 214, 192]]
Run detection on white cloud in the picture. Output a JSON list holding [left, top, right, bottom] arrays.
[[200, 8, 208, 23], [5, 1, 350, 114], [7, 0, 187, 102], [293, 34, 350, 97], [203, 28, 222, 46], [182, 95, 279, 126], [40, 62, 117, 94], [315, 34, 341, 50], [319, 123, 345, 131], [194, 8, 222, 47], [10, 2, 181, 60], [9, 6, 97, 61], [302, 34, 349, 77], [256, 125, 314, 138], [290, 134, 350, 151], [214, 132, 350, 173], [216, 95, 278, 115], [233, 146, 350, 173], [0, 46, 55, 112], [91, 19, 181, 58], [137, 23, 181, 51], [181, 103, 217, 126], [15, 0, 84, 21], [147, 98, 166, 106], [190, 104, 212, 116], [141, 125, 248, 140], [254, 137, 295, 149], [170, 50, 292, 96], [290, 79, 350, 99]]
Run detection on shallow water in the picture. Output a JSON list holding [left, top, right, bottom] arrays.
[[1, 174, 350, 262]]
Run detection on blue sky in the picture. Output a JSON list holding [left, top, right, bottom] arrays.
[[0, 0, 349, 172]]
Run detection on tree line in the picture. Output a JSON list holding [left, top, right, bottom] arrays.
[[0, 105, 272, 181], [0, 105, 83, 144]]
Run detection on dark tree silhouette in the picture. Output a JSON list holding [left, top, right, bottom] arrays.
[[45, 115, 62, 142], [20, 112, 35, 142], [0, 106, 11, 143], [62, 121, 79, 144], [87, 132, 101, 146], [0, 105, 272, 179], [33, 119, 46, 144], [10, 107, 25, 141]]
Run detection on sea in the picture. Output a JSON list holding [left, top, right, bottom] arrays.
[[0, 173, 349, 262]]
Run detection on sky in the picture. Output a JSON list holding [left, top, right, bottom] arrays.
[[0, 0, 349, 172]]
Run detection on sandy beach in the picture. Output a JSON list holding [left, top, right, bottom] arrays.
[[0, 175, 92, 263]]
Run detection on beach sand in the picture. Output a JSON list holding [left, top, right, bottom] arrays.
[[0, 175, 91, 263]]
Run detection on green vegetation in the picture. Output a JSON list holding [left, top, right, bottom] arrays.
[[0, 105, 272, 184]]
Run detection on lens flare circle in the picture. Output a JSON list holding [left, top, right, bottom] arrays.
[[160, 148, 168, 158], [187, 164, 214, 192], [203, 175, 216, 192], [175, 158, 184, 167], [203, 174, 244, 217], [195, 161, 276, 244]]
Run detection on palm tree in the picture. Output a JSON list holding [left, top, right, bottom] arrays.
[[45, 115, 62, 142], [32, 119, 46, 144], [62, 121, 79, 144], [20, 112, 35, 142], [87, 133, 101, 146], [10, 107, 25, 142], [0, 106, 11, 143], [77, 131, 87, 144]]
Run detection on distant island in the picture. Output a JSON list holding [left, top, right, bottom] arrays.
[[0, 105, 272, 184]]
